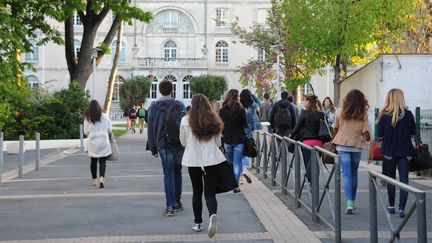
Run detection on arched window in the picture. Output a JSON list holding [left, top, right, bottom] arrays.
[[164, 40, 177, 60], [182, 75, 193, 99], [258, 49, 266, 62], [215, 41, 228, 63], [25, 40, 39, 62], [111, 41, 126, 64], [112, 75, 124, 101], [73, 13, 82, 26], [147, 75, 158, 99], [27, 75, 39, 88], [74, 39, 81, 58], [164, 75, 177, 98]]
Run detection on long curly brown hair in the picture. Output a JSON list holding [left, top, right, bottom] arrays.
[[341, 89, 369, 120], [189, 94, 224, 141]]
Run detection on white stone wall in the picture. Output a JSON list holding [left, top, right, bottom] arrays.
[[24, 0, 272, 112], [379, 54, 432, 110]]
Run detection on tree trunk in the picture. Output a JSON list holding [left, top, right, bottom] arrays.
[[63, 4, 113, 89], [333, 54, 346, 106], [103, 21, 124, 114]]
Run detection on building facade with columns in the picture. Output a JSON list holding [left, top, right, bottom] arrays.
[[23, 0, 273, 116]]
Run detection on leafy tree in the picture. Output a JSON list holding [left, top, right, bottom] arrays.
[[53, 0, 153, 88], [189, 75, 228, 101], [281, 0, 413, 104], [238, 60, 275, 98], [0, 1, 63, 131], [232, 0, 317, 96], [119, 76, 151, 110]]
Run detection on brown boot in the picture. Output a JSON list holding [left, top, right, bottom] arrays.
[[99, 177, 105, 188]]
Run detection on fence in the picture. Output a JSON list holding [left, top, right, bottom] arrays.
[[369, 170, 427, 243], [254, 131, 342, 242]]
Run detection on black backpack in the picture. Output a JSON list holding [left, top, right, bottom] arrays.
[[164, 100, 186, 146], [274, 104, 292, 129]]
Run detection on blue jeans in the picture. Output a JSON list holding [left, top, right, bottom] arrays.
[[159, 146, 184, 211], [383, 157, 410, 210], [339, 151, 362, 201], [224, 143, 245, 183]]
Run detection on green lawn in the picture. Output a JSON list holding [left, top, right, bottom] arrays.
[[112, 129, 127, 137], [113, 124, 127, 127]]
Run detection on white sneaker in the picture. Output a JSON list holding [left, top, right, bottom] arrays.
[[208, 214, 218, 238], [192, 223, 203, 232], [91, 179, 97, 186]]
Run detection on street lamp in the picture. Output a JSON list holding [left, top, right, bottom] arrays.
[[271, 44, 282, 99], [91, 48, 101, 99]]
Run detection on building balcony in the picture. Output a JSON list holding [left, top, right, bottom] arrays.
[[137, 58, 207, 69]]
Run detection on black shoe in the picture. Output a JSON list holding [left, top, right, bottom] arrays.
[[243, 174, 252, 184], [233, 187, 241, 193], [174, 202, 184, 212], [163, 209, 175, 217]]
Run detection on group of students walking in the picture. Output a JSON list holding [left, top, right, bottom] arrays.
[[83, 77, 416, 238], [123, 104, 147, 134]]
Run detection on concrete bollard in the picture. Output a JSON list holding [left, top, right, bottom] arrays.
[[36, 132, 40, 170], [18, 135, 24, 178], [80, 124, 84, 152]]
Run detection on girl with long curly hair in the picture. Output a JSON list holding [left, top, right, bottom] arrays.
[[376, 88, 416, 218], [180, 94, 226, 237], [332, 89, 371, 214]]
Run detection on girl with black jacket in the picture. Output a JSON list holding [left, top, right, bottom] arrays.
[[290, 94, 325, 183], [219, 89, 248, 193]]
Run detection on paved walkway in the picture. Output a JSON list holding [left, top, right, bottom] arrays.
[[0, 132, 320, 243], [253, 150, 432, 242]]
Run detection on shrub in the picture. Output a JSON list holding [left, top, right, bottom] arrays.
[[189, 75, 228, 101], [119, 76, 151, 110]]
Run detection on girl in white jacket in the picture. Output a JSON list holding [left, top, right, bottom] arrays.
[[84, 100, 112, 188], [180, 94, 225, 238]]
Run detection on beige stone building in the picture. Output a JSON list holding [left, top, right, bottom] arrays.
[[23, 0, 274, 117]]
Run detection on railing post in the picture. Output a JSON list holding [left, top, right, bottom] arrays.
[[281, 140, 287, 194], [260, 133, 268, 174], [18, 135, 24, 178], [334, 156, 341, 243], [254, 132, 260, 169], [35, 132, 40, 170], [369, 172, 378, 243], [311, 150, 319, 223], [270, 137, 277, 186], [80, 124, 84, 152], [416, 192, 427, 243], [294, 143, 301, 208], [0, 132, 3, 183]]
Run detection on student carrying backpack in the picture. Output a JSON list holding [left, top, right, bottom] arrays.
[[137, 103, 146, 134], [270, 91, 296, 138], [274, 104, 292, 129], [164, 100, 186, 146], [147, 80, 186, 216]]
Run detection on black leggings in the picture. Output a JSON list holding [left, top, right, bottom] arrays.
[[90, 157, 107, 179], [188, 165, 219, 224]]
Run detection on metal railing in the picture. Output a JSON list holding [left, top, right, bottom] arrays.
[[369, 170, 427, 243], [253, 131, 342, 242]]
